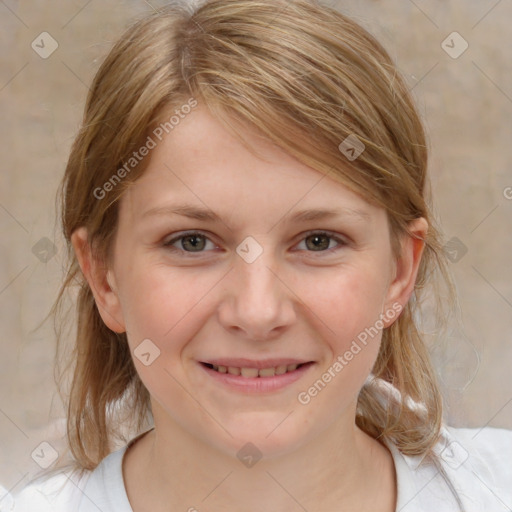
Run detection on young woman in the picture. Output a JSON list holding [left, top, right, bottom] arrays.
[[9, 0, 512, 511]]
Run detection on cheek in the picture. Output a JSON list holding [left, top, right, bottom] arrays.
[[117, 263, 207, 339], [115, 264, 211, 407], [118, 256, 389, 356], [293, 269, 387, 417], [116, 262, 228, 392], [302, 264, 388, 348]]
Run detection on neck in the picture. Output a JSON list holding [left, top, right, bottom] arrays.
[[125, 402, 397, 512]]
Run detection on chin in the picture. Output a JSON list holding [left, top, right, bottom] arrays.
[[210, 415, 310, 461]]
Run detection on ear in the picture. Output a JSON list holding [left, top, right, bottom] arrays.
[[382, 217, 428, 327], [70, 227, 126, 333]]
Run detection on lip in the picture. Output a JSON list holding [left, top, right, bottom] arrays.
[[198, 360, 315, 393]]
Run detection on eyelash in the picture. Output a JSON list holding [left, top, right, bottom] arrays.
[[162, 230, 348, 257]]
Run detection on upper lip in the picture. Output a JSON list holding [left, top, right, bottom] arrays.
[[201, 358, 313, 369]]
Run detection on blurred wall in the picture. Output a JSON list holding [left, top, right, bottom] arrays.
[[1, 0, 511, 495]]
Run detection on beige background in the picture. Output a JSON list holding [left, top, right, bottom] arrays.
[[1, 0, 511, 497]]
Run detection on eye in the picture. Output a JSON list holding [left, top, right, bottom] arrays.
[[163, 231, 216, 254], [295, 231, 347, 254], [163, 230, 347, 256]]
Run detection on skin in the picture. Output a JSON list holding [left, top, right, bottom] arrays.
[[72, 105, 427, 512]]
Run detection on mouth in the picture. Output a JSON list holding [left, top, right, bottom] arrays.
[[198, 359, 316, 393], [200, 361, 312, 378]]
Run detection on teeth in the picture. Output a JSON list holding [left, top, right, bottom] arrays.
[[258, 367, 275, 377], [275, 365, 287, 375], [208, 362, 306, 377], [240, 367, 259, 378]]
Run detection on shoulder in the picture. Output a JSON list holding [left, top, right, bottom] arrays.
[[439, 425, 512, 488], [398, 424, 512, 512], [444, 424, 512, 461], [8, 429, 151, 512], [9, 466, 92, 512]]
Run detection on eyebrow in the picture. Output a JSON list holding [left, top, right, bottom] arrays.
[[141, 204, 370, 224]]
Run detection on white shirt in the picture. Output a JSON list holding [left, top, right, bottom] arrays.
[[6, 425, 512, 511]]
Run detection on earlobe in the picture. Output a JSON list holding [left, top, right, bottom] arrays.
[[70, 227, 126, 333], [382, 218, 428, 327]]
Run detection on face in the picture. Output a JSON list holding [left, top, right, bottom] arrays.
[[81, 105, 422, 459]]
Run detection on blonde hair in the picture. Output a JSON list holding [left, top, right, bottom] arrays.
[[52, 0, 455, 473]]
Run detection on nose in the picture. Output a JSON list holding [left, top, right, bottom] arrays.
[[217, 244, 296, 342]]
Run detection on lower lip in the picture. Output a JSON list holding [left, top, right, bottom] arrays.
[[199, 362, 315, 393]]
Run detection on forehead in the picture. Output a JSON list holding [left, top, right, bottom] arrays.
[[120, 105, 384, 226]]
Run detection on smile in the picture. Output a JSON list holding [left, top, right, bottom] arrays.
[[203, 362, 309, 377], [199, 360, 315, 393]]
